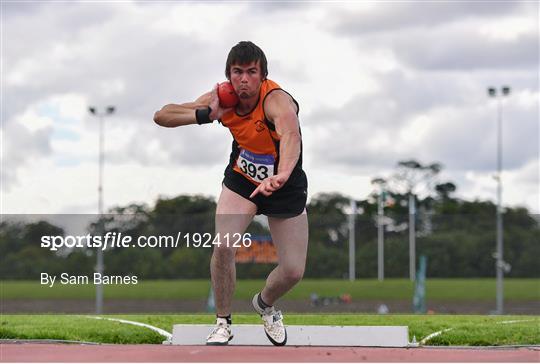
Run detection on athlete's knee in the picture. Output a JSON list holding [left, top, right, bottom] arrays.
[[280, 265, 304, 284], [212, 245, 236, 260]]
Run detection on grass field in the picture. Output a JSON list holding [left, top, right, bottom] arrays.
[[1, 314, 538, 346], [2, 278, 539, 300]]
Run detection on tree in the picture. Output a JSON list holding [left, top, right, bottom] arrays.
[[435, 182, 457, 200], [392, 159, 442, 198]]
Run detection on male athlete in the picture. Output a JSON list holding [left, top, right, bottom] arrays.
[[154, 41, 308, 346]]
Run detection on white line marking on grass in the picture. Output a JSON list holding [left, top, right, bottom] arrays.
[[497, 319, 537, 324], [419, 318, 537, 346], [419, 328, 453, 345], [85, 316, 172, 341]]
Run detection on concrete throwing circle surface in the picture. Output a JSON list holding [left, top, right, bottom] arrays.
[[2, 343, 539, 362]]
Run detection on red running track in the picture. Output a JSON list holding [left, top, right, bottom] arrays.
[[1, 344, 539, 362]]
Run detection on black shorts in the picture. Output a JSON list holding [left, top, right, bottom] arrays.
[[222, 166, 308, 218]]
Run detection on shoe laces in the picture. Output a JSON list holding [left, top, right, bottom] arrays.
[[263, 309, 283, 327], [207, 320, 230, 338]]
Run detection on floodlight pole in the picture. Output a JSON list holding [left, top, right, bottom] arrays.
[[88, 105, 115, 314], [487, 86, 510, 315], [377, 190, 384, 282], [409, 193, 416, 282], [348, 199, 357, 281], [371, 178, 386, 281]]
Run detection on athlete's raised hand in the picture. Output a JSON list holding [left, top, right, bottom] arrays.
[[209, 84, 233, 120]]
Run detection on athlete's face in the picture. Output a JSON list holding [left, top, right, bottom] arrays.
[[229, 61, 264, 100]]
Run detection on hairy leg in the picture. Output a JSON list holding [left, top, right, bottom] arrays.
[[261, 210, 308, 306], [212, 185, 257, 316]]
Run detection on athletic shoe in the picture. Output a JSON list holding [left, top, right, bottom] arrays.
[[252, 293, 287, 346], [206, 317, 233, 345]]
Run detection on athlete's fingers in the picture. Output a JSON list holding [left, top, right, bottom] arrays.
[[250, 184, 263, 199], [251, 178, 280, 198], [269, 178, 281, 191], [269, 175, 286, 191], [214, 84, 222, 102], [270, 178, 281, 189], [263, 180, 277, 196], [210, 84, 217, 102], [208, 84, 220, 115], [265, 187, 274, 196], [261, 182, 273, 195], [249, 187, 260, 198]]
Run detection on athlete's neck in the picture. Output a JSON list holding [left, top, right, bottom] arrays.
[[236, 96, 258, 115]]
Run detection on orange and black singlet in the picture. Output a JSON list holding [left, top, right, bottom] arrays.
[[219, 79, 304, 186], [218, 79, 307, 217]]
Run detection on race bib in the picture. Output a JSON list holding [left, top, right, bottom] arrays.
[[236, 149, 275, 183]]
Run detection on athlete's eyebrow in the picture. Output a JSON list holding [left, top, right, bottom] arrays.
[[232, 66, 258, 72]]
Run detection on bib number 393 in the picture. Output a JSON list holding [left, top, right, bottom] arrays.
[[236, 149, 275, 183]]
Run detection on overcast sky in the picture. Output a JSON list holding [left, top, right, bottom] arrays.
[[1, 1, 538, 215]]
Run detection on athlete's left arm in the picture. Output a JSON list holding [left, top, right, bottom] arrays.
[[249, 90, 301, 198], [265, 90, 301, 179]]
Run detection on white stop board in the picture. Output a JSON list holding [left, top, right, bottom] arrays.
[[170, 324, 409, 347]]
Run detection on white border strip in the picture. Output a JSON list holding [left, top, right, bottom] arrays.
[[1, 339, 100, 345], [85, 316, 172, 341]]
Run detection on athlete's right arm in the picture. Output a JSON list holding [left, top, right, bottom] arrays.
[[153, 84, 230, 127], [153, 92, 212, 127]]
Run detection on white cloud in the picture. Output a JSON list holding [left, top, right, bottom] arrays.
[[1, 1, 538, 214], [478, 13, 538, 41], [459, 158, 539, 212], [14, 106, 54, 132], [2, 157, 225, 214]]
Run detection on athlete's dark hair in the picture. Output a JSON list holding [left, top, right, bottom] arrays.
[[225, 41, 268, 80]]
